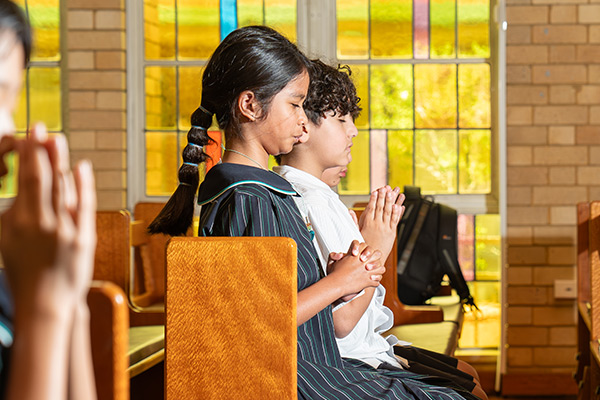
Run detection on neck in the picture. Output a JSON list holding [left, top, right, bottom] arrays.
[[222, 137, 270, 170], [280, 152, 325, 180]]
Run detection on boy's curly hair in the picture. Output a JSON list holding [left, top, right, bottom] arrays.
[[303, 60, 362, 126]]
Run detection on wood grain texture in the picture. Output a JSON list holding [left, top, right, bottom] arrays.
[[165, 237, 297, 400]]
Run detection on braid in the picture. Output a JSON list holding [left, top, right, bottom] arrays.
[[148, 105, 214, 236]]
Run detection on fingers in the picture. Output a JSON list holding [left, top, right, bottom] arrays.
[[47, 135, 77, 216], [73, 160, 96, 243], [348, 209, 359, 227], [348, 239, 362, 256], [375, 187, 386, 219], [328, 251, 344, 262]]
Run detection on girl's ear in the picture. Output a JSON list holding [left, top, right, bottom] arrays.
[[237, 90, 261, 122]]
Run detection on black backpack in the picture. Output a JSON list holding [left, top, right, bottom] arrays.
[[396, 186, 476, 307]]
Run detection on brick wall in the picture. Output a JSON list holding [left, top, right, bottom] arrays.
[[506, 0, 599, 385], [66, 0, 126, 210]]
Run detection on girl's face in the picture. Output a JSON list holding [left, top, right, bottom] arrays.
[[255, 70, 309, 156]]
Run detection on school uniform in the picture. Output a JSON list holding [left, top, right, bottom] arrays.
[[0, 271, 13, 400], [197, 163, 475, 400]]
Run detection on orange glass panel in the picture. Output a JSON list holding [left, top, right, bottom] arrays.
[[458, 64, 490, 128], [387, 130, 413, 189], [371, 0, 412, 58], [370, 64, 413, 129], [178, 0, 220, 59], [431, 0, 456, 58], [28, 0, 60, 61], [339, 129, 369, 195], [459, 129, 490, 193], [145, 66, 176, 130], [29, 67, 61, 131], [264, 0, 296, 43], [415, 129, 457, 194], [146, 131, 178, 196], [458, 0, 489, 58], [144, 0, 175, 60], [414, 64, 457, 128], [337, 0, 368, 59]]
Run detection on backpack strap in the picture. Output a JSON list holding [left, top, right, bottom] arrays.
[[397, 199, 431, 275]]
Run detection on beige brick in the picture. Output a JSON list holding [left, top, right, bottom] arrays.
[[534, 106, 588, 125], [68, 31, 124, 50], [508, 245, 547, 264], [590, 186, 600, 200], [578, 166, 600, 184], [590, 65, 600, 83], [550, 206, 576, 225], [68, 130, 96, 151], [549, 327, 577, 346], [95, 190, 126, 211], [508, 26, 532, 44], [508, 206, 549, 226], [508, 0, 533, 4], [508, 146, 533, 165], [508, 266, 533, 285], [506, 285, 549, 304], [547, 246, 576, 265], [96, 91, 125, 110], [508, 347, 533, 367], [96, 130, 126, 150], [508, 66, 532, 83], [67, 10, 94, 30], [508, 106, 533, 125], [507, 226, 534, 245], [576, 126, 600, 144], [533, 266, 575, 285], [507, 306, 533, 324], [549, 45, 576, 64], [68, 91, 96, 110], [96, 170, 125, 190], [533, 226, 576, 245], [508, 126, 548, 145], [508, 326, 549, 345], [69, 71, 125, 90], [508, 85, 548, 105], [508, 186, 533, 205], [95, 51, 125, 70], [507, 45, 549, 64], [578, 5, 600, 23], [68, 51, 94, 70], [592, 106, 600, 124], [533, 347, 577, 367], [549, 126, 575, 144], [550, 5, 577, 23], [69, 111, 125, 130], [590, 146, 600, 163], [533, 146, 588, 165], [71, 150, 125, 170], [576, 45, 600, 63], [508, 166, 549, 185], [532, 25, 587, 44], [68, 0, 124, 9], [507, 6, 549, 24], [549, 166, 575, 184], [532, 186, 587, 205], [533, 0, 589, 4], [95, 10, 124, 30], [549, 85, 576, 104], [576, 86, 600, 105], [532, 65, 587, 84], [591, 26, 600, 43]]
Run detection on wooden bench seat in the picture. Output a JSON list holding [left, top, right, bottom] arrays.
[[385, 321, 460, 356]]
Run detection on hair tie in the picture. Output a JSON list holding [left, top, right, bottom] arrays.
[[191, 125, 207, 131], [183, 162, 198, 167], [187, 142, 203, 149], [179, 181, 193, 187], [199, 105, 213, 116]]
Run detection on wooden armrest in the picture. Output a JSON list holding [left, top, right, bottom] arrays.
[[394, 305, 444, 325]]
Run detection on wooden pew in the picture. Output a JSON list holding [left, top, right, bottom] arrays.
[[165, 237, 297, 399], [588, 201, 600, 399]]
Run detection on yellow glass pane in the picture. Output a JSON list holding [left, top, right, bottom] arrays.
[[264, 0, 297, 43], [370, 64, 413, 129], [145, 66, 176, 130], [28, 0, 60, 61], [459, 129, 490, 194], [0, 151, 18, 198], [414, 64, 456, 128], [458, 0, 489, 58], [144, 0, 175, 60], [371, 0, 412, 58], [347, 64, 369, 129], [459, 281, 500, 349], [415, 129, 457, 194], [339, 129, 369, 195], [238, 0, 264, 26], [29, 67, 61, 131], [178, 0, 219, 59], [337, 0, 368, 59], [146, 131, 178, 196], [431, 0, 456, 58], [178, 66, 204, 130], [13, 75, 27, 132], [387, 130, 413, 189], [475, 214, 500, 280], [458, 64, 490, 128]]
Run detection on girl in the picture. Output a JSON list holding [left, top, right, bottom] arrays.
[[150, 25, 473, 399]]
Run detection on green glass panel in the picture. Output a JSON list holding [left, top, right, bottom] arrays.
[[459, 129, 490, 193], [339, 129, 369, 195], [414, 64, 456, 129], [145, 66, 176, 130], [347, 64, 369, 129], [264, 0, 297, 43], [371, 0, 412, 58], [475, 214, 500, 280], [13, 76, 27, 132], [459, 281, 500, 349], [146, 131, 178, 196], [458, 64, 490, 128], [415, 129, 457, 194], [178, 0, 219, 59], [370, 64, 413, 129], [457, 214, 475, 281], [337, 0, 368, 59], [387, 130, 413, 189], [29, 67, 61, 131], [458, 0, 489, 58], [178, 66, 204, 130], [0, 149, 18, 198], [238, 0, 264, 26], [28, 0, 60, 61], [430, 0, 456, 58], [145, 0, 175, 60]]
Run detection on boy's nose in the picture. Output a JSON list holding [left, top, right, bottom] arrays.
[[298, 107, 308, 126]]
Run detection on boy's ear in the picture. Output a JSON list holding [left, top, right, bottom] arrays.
[[238, 90, 261, 121]]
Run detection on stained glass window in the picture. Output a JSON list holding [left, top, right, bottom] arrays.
[[1, 0, 62, 198]]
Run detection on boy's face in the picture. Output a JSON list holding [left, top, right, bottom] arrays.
[[308, 110, 358, 170], [321, 166, 347, 188]]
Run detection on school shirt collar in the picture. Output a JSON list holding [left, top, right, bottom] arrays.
[[197, 162, 298, 206], [273, 165, 337, 198]]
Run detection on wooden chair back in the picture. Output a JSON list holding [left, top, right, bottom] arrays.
[[165, 237, 297, 399], [88, 281, 129, 400], [589, 201, 600, 343]]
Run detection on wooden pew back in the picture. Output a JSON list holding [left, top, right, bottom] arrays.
[[165, 237, 297, 399]]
